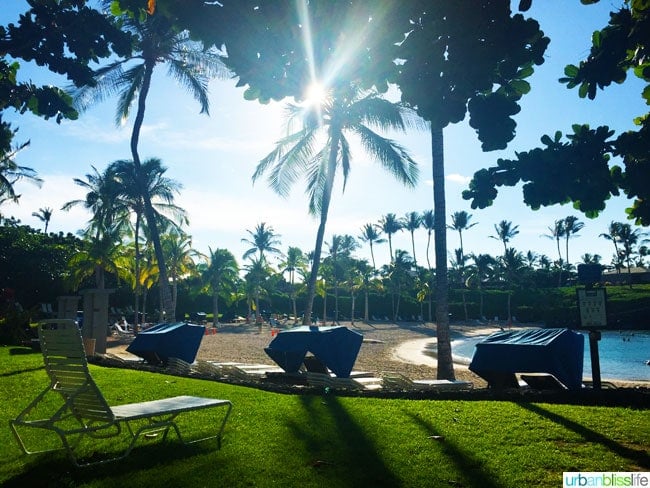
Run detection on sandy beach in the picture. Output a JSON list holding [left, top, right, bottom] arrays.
[[105, 320, 648, 389]]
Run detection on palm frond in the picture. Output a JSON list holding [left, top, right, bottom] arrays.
[[267, 131, 318, 197], [305, 148, 329, 216], [167, 58, 211, 114], [354, 125, 419, 187], [339, 134, 351, 193], [70, 61, 129, 113], [115, 65, 145, 125], [253, 128, 313, 192]]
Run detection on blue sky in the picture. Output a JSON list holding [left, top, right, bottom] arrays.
[[2, 1, 646, 272]]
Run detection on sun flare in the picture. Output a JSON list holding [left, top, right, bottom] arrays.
[[304, 82, 328, 107]]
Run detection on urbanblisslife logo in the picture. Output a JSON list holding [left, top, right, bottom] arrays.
[[563, 472, 650, 487]]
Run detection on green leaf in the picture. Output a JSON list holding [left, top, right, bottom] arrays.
[[578, 82, 589, 98], [564, 64, 579, 78], [643, 85, 650, 105], [554, 131, 562, 142], [592, 30, 601, 49], [540, 134, 553, 146], [509, 80, 531, 95], [243, 87, 259, 101], [110, 1, 123, 16]]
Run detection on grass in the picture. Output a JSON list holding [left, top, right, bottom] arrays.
[[1, 345, 648, 488]]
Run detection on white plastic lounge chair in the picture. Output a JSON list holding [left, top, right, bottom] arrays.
[[10, 319, 233, 467], [305, 372, 383, 391], [111, 322, 133, 338], [381, 372, 473, 392]]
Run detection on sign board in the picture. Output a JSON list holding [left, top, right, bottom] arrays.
[[577, 288, 608, 329]]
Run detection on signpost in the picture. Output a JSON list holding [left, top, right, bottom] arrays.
[[576, 264, 607, 390]]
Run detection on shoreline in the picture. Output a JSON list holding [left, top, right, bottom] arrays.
[[106, 321, 649, 388], [393, 325, 649, 387]]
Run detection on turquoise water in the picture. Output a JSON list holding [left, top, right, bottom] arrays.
[[452, 330, 650, 382]]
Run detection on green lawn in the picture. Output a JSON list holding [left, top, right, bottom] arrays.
[[1, 345, 647, 488]]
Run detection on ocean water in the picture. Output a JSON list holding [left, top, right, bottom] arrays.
[[452, 329, 650, 382]]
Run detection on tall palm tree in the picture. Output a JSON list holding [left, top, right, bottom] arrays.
[[448, 210, 477, 264], [402, 211, 422, 266], [244, 256, 272, 324], [497, 248, 526, 323], [62, 165, 129, 247], [617, 223, 645, 287], [491, 220, 520, 255], [543, 219, 565, 266], [600, 221, 624, 273], [543, 219, 566, 287], [111, 157, 187, 326], [279, 246, 306, 321], [421, 209, 435, 270], [563, 215, 585, 267], [71, 9, 229, 319], [161, 226, 201, 320], [384, 249, 414, 321], [326, 234, 359, 323], [242, 222, 282, 262], [203, 248, 239, 326], [32, 207, 53, 233], [379, 213, 404, 264], [468, 253, 495, 320], [358, 223, 385, 270], [253, 82, 418, 325]]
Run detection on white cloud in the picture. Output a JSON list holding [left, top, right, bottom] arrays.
[[446, 173, 471, 185]]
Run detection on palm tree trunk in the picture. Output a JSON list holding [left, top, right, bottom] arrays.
[[212, 293, 219, 327], [369, 242, 376, 270], [130, 57, 174, 321], [431, 126, 455, 380], [350, 292, 356, 325], [303, 138, 339, 325], [364, 289, 369, 322], [134, 214, 141, 330]]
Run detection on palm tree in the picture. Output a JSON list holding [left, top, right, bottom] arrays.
[[253, 82, 418, 326], [379, 213, 404, 264], [244, 256, 272, 324], [161, 226, 201, 320], [32, 207, 53, 233], [491, 220, 519, 255], [358, 223, 385, 270], [326, 234, 359, 323], [600, 221, 624, 275], [67, 223, 128, 290], [421, 209, 435, 270], [402, 211, 422, 266], [279, 246, 306, 322], [61, 165, 129, 247], [448, 210, 477, 264], [384, 249, 414, 321], [468, 253, 496, 320], [0, 140, 41, 207], [203, 248, 239, 326], [71, 9, 229, 319], [581, 253, 602, 265], [617, 223, 645, 287], [543, 220, 565, 266], [563, 216, 585, 267], [497, 248, 526, 323], [242, 222, 282, 262], [111, 157, 186, 326]]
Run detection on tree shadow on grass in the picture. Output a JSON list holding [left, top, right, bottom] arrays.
[[518, 402, 650, 469], [405, 411, 503, 488], [283, 395, 400, 488]]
